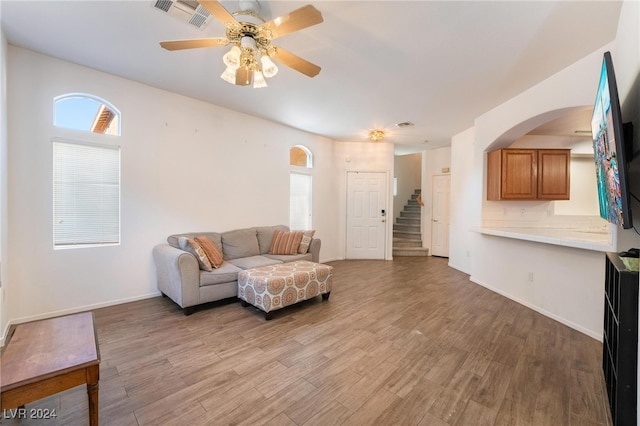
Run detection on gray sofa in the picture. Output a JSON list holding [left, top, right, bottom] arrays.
[[152, 225, 320, 315]]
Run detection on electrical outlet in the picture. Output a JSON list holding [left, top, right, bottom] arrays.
[[528, 272, 534, 282]]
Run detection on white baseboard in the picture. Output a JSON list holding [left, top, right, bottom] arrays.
[[0, 291, 161, 348], [447, 261, 470, 275], [469, 275, 602, 342]]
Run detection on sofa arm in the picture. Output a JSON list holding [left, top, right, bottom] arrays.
[[309, 238, 321, 263], [152, 244, 200, 309]]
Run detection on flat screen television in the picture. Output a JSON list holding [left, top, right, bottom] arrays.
[[591, 51, 633, 229]]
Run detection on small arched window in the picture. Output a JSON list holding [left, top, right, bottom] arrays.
[[54, 94, 121, 136], [290, 145, 313, 168]]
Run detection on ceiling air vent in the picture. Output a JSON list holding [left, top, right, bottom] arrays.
[[152, 0, 213, 30], [396, 121, 415, 128]]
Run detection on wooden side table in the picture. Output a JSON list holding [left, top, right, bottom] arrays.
[[1, 312, 100, 425]]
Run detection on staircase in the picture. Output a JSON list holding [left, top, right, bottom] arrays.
[[393, 189, 429, 257]]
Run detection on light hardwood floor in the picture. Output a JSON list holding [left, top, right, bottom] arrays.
[[2, 257, 611, 425]]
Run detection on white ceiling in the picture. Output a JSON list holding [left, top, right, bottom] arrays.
[[0, 1, 622, 154]]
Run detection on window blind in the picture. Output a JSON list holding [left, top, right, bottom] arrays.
[[53, 140, 120, 248], [290, 173, 312, 230]]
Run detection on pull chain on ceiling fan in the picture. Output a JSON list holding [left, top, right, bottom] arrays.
[[159, 0, 323, 88]]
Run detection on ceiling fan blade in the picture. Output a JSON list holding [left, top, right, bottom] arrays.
[[261, 4, 323, 40], [159, 38, 229, 51], [197, 0, 237, 26], [271, 47, 321, 78], [235, 67, 252, 86]]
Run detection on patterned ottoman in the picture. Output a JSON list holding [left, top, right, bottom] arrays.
[[238, 260, 333, 320]]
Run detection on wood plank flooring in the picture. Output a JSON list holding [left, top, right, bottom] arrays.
[[1, 257, 611, 425]]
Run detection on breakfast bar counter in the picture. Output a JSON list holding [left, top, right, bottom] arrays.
[[474, 226, 615, 252]]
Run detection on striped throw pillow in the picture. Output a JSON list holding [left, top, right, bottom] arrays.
[[179, 237, 213, 272], [195, 236, 224, 268], [269, 230, 304, 255]]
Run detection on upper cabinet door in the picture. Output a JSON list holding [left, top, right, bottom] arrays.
[[537, 149, 570, 200], [501, 149, 538, 199]]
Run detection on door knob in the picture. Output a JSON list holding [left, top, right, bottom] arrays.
[[433, 219, 438, 222]]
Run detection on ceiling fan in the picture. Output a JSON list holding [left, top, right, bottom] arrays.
[[159, 0, 323, 88]]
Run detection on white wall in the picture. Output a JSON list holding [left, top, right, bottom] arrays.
[[422, 147, 451, 254], [5, 46, 341, 324], [0, 26, 7, 344], [393, 153, 421, 222], [554, 156, 600, 216], [473, 236, 606, 335], [449, 127, 475, 274]]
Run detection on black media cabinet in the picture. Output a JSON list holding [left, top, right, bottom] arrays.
[[603, 252, 638, 426]]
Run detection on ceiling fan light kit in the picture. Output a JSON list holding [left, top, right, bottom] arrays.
[[260, 55, 278, 78], [220, 66, 237, 84], [160, 0, 323, 89], [252, 69, 268, 88], [222, 45, 242, 68]]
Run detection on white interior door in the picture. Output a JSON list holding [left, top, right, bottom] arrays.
[[431, 174, 451, 257], [346, 172, 387, 259]]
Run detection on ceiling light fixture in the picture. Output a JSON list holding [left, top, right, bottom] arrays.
[[369, 130, 385, 142]]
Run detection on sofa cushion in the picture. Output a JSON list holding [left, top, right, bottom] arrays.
[[168, 232, 221, 250], [256, 225, 289, 254], [228, 255, 283, 270], [178, 237, 213, 272], [264, 253, 313, 263], [195, 236, 224, 268], [199, 262, 243, 286], [269, 230, 304, 255], [297, 230, 316, 254], [221, 228, 260, 260]]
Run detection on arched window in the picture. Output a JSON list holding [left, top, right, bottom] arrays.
[[54, 94, 121, 136], [290, 145, 313, 168], [53, 94, 121, 249]]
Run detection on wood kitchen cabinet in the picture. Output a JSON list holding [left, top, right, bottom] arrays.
[[486, 148, 570, 201]]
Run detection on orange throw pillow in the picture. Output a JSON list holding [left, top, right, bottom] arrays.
[[195, 236, 224, 268], [269, 230, 304, 255], [183, 238, 213, 271]]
